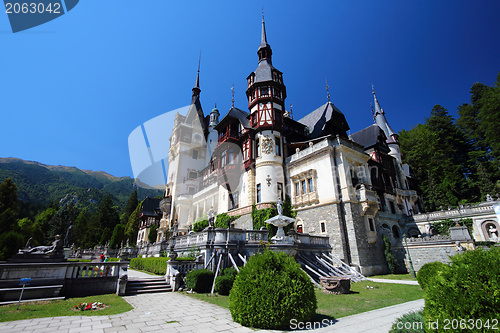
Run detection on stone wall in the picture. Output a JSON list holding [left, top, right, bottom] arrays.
[[296, 202, 348, 261], [296, 201, 386, 275], [394, 228, 475, 273]]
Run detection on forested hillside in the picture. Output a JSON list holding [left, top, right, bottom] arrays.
[[0, 159, 163, 260], [0, 158, 162, 210], [399, 72, 500, 211]]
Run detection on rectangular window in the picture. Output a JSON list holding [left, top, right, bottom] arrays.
[[256, 184, 261, 203], [188, 186, 196, 195], [229, 148, 234, 164], [275, 137, 281, 156], [233, 191, 239, 209], [295, 182, 300, 196], [389, 201, 396, 214], [277, 182, 283, 200], [243, 141, 249, 160], [301, 180, 307, 194], [256, 139, 260, 158], [229, 191, 239, 210], [368, 218, 375, 232], [308, 178, 313, 192], [192, 150, 198, 159], [189, 171, 197, 179], [320, 221, 326, 233], [221, 150, 227, 167]]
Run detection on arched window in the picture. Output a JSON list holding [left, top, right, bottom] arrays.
[[296, 218, 304, 234], [392, 225, 400, 239]]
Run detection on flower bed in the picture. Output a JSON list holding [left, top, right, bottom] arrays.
[[74, 302, 105, 311]]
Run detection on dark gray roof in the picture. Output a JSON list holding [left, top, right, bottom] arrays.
[[216, 107, 251, 129], [375, 113, 397, 143], [254, 60, 274, 83], [298, 102, 344, 138], [141, 197, 161, 217], [350, 124, 387, 149]]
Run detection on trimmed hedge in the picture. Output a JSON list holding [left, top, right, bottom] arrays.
[[215, 267, 238, 295], [229, 250, 317, 329], [129, 257, 170, 275], [389, 310, 425, 333], [424, 248, 500, 333], [416, 261, 448, 291], [193, 220, 209, 232], [185, 269, 214, 293]]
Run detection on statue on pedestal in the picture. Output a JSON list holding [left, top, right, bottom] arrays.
[[11, 235, 66, 262], [207, 207, 216, 228]]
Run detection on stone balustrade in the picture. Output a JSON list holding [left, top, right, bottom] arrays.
[[170, 227, 331, 259], [412, 204, 495, 222], [0, 261, 128, 299]]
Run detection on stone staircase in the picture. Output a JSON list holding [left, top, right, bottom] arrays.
[[296, 253, 366, 287], [125, 277, 172, 295]]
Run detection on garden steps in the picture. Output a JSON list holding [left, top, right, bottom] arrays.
[[296, 253, 366, 285], [125, 278, 172, 295]]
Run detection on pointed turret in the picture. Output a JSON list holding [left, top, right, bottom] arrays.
[[209, 103, 220, 127], [257, 12, 272, 64], [191, 54, 201, 100], [186, 56, 206, 134], [372, 85, 397, 144]]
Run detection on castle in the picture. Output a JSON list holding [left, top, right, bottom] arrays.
[[137, 16, 424, 275]]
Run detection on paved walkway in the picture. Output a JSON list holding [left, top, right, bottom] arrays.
[[0, 271, 424, 333], [366, 278, 419, 285]]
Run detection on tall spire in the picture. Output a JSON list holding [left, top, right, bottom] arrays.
[[257, 10, 272, 63], [260, 9, 268, 49], [372, 84, 397, 143], [192, 51, 201, 98], [372, 83, 383, 116]]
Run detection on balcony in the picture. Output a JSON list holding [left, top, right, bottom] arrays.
[[356, 184, 379, 216]]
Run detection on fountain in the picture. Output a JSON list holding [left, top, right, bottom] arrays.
[[264, 199, 296, 244]]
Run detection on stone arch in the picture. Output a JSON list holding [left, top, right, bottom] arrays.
[[392, 225, 401, 239], [295, 218, 304, 234], [381, 223, 391, 237], [481, 220, 499, 241]]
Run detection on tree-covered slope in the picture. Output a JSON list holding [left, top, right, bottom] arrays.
[[0, 158, 163, 211]]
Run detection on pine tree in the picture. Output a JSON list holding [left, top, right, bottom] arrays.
[[110, 224, 125, 249], [0, 178, 22, 260], [0, 178, 19, 232], [125, 201, 142, 245], [121, 190, 138, 225]]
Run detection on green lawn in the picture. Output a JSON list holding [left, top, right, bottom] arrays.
[[0, 294, 133, 323], [369, 273, 416, 281], [184, 292, 230, 309], [315, 281, 423, 318], [185, 281, 424, 319]]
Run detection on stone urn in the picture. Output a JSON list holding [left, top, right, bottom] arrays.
[[319, 276, 351, 294]]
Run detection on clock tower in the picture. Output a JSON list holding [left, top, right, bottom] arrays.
[[246, 14, 286, 205]]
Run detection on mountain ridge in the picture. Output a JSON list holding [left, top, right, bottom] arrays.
[[0, 157, 163, 210]]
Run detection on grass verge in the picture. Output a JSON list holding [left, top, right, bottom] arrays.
[[0, 294, 133, 322], [184, 281, 423, 319], [315, 281, 423, 318]]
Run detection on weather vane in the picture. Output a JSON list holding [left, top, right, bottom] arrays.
[[231, 84, 235, 107], [326, 79, 331, 102]]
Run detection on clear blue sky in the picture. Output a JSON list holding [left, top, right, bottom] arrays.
[[1, 1, 499, 180]]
